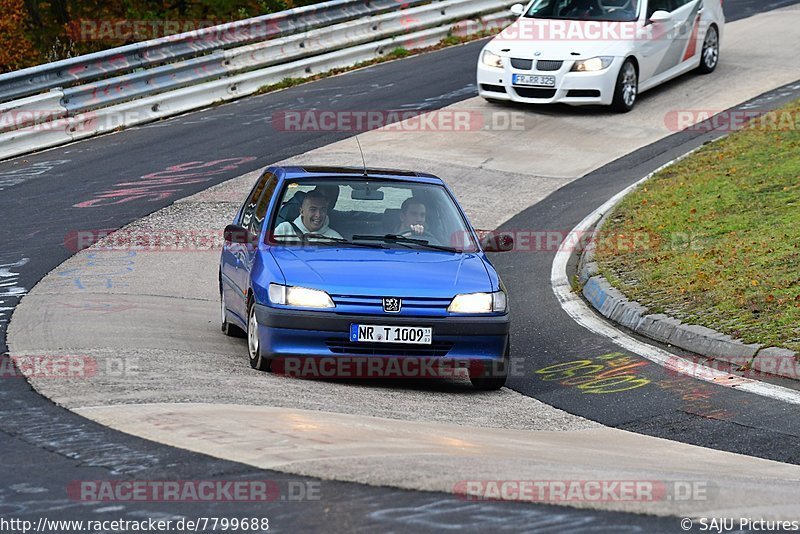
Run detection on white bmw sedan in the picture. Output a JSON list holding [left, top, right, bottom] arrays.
[[477, 0, 724, 111]]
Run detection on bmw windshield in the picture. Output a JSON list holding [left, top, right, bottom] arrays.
[[268, 178, 480, 252], [524, 0, 640, 22]]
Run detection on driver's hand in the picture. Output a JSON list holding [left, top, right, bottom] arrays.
[[410, 224, 425, 234]]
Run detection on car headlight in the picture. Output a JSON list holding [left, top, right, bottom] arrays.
[[268, 283, 335, 309], [570, 56, 614, 72], [481, 50, 503, 69], [448, 291, 507, 314]]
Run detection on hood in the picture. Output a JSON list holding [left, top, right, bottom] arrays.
[[270, 247, 492, 298], [491, 18, 638, 59]]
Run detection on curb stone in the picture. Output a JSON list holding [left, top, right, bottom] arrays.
[[577, 185, 799, 382]]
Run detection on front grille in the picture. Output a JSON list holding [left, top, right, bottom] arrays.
[[480, 84, 507, 93], [511, 58, 533, 70], [330, 294, 451, 313], [325, 339, 453, 357], [536, 60, 563, 71], [567, 89, 601, 98], [513, 88, 557, 99]]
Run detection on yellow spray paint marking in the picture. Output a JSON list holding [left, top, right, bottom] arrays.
[[535, 352, 651, 394]]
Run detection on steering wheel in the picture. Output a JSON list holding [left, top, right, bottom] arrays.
[[398, 228, 438, 241], [597, 0, 632, 13]]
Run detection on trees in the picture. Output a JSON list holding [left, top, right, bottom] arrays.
[[0, 0, 38, 73], [1, 0, 326, 74]]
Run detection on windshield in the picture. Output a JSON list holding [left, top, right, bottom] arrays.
[[268, 178, 479, 252], [525, 0, 640, 22]]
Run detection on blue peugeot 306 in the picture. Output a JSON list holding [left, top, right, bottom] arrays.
[[219, 165, 513, 390]]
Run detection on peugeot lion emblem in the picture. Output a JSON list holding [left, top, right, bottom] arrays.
[[383, 297, 402, 313], [534, 51, 542, 56]]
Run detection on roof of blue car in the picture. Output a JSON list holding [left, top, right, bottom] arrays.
[[277, 165, 442, 183]]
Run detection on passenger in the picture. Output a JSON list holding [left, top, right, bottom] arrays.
[[275, 190, 343, 239], [277, 184, 340, 224]]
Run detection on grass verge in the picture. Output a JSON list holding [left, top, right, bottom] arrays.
[[594, 98, 800, 353]]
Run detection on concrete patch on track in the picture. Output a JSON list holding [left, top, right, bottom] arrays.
[[74, 403, 800, 517], [8, 6, 800, 518]]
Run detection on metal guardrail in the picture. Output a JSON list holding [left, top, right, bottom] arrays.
[[0, 0, 515, 161], [0, 0, 427, 103]]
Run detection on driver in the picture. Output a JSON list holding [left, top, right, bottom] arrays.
[[395, 197, 432, 237], [274, 190, 343, 239], [563, 0, 599, 17]]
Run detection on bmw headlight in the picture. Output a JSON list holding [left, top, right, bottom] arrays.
[[448, 291, 507, 314], [269, 283, 335, 309], [570, 56, 614, 72], [481, 50, 503, 69]]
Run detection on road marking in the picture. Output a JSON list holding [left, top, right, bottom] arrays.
[[0, 257, 29, 328], [535, 353, 652, 394], [550, 157, 800, 406]]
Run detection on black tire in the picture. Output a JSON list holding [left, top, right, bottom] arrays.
[[610, 59, 638, 113], [470, 345, 509, 391], [220, 289, 244, 337], [696, 25, 719, 74], [247, 301, 271, 371]]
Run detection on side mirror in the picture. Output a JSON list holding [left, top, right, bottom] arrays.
[[510, 3, 524, 16], [648, 10, 672, 23], [224, 224, 251, 245], [481, 232, 515, 253]]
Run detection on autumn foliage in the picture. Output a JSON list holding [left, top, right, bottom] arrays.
[[1, 0, 325, 75], [0, 0, 38, 73]]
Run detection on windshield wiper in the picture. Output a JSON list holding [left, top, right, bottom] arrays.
[[351, 234, 462, 253], [274, 233, 386, 249]]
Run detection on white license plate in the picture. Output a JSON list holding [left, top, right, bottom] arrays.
[[512, 74, 556, 87], [350, 324, 432, 345]]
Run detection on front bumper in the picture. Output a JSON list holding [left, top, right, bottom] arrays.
[[477, 57, 622, 106], [254, 304, 509, 363]]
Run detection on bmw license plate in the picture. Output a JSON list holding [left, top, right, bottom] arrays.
[[512, 74, 556, 87], [350, 324, 432, 345]]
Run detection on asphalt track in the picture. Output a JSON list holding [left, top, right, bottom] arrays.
[[1, 0, 799, 530]]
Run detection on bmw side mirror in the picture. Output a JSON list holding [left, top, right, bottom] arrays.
[[224, 224, 251, 244], [648, 10, 672, 24], [482, 232, 515, 253], [510, 3, 524, 16]]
